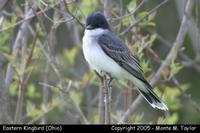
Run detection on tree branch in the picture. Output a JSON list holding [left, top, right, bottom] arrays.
[[0, 50, 10, 123], [5, 4, 37, 88], [119, 0, 169, 36], [0, 0, 8, 10], [119, 0, 194, 124], [172, 77, 200, 113], [0, 2, 62, 32], [103, 76, 112, 124], [96, 72, 105, 124], [175, 0, 200, 58]]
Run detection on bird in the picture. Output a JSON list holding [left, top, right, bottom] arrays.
[[82, 12, 168, 111]]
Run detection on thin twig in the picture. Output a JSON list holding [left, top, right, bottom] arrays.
[[172, 77, 200, 113], [149, 29, 200, 72], [5, 4, 37, 89], [58, 0, 84, 28], [27, 102, 60, 124], [41, 28, 56, 124], [0, 2, 63, 32], [14, 29, 38, 124], [5, 4, 37, 123], [150, 0, 194, 87], [39, 82, 89, 124], [112, 0, 146, 22], [120, 0, 169, 36], [59, 0, 81, 45]]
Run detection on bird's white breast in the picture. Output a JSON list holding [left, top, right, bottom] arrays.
[[82, 29, 128, 78]]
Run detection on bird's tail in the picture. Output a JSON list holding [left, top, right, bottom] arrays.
[[134, 79, 168, 111]]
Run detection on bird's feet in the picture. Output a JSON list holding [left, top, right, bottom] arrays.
[[100, 71, 113, 89]]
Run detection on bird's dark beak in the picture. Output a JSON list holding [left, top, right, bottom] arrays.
[[86, 25, 94, 30]]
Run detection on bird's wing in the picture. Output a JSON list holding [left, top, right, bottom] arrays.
[[98, 32, 145, 81]]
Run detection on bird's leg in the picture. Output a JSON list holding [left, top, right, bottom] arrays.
[[99, 71, 113, 88], [106, 73, 113, 89], [95, 70, 104, 83]]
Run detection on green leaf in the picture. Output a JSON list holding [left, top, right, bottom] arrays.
[[166, 113, 179, 124], [26, 100, 42, 117], [147, 21, 156, 27], [128, 1, 136, 11], [138, 11, 148, 17], [9, 81, 18, 96], [25, 84, 41, 99], [140, 59, 152, 73], [69, 90, 82, 105], [63, 48, 78, 65], [149, 34, 157, 44]]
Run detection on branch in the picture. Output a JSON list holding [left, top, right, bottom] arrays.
[[119, 0, 194, 124], [39, 82, 89, 124], [175, 0, 200, 58], [0, 51, 10, 123], [119, 0, 169, 36], [149, 29, 200, 72], [103, 76, 112, 124], [59, 0, 82, 45], [14, 29, 38, 123], [150, 0, 194, 86], [0, 2, 62, 32], [0, 0, 7, 10], [112, 0, 146, 22], [96, 72, 105, 124], [58, 0, 84, 29], [172, 77, 200, 113], [29, 22, 88, 124], [103, 0, 112, 19], [5, 4, 37, 89]]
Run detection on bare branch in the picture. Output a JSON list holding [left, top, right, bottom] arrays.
[[150, 0, 194, 86], [103, 0, 112, 19], [0, 0, 7, 10], [14, 27, 38, 124], [150, 30, 200, 72], [59, 0, 81, 45], [0, 2, 61, 32], [172, 77, 200, 113], [39, 82, 89, 124], [120, 0, 169, 36], [0, 51, 10, 123], [5, 4, 37, 89], [59, 0, 84, 28], [112, 0, 146, 22], [175, 0, 200, 58]]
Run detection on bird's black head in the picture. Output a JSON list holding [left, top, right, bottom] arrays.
[[86, 12, 110, 30]]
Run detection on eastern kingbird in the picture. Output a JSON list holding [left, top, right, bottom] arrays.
[[82, 12, 168, 111]]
